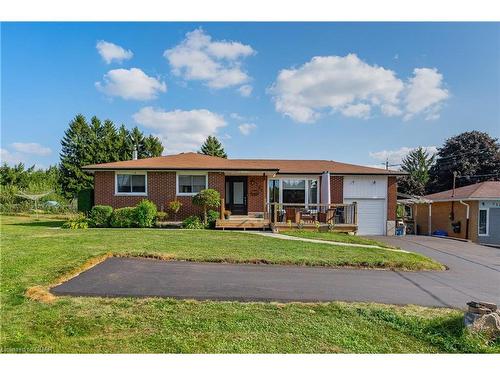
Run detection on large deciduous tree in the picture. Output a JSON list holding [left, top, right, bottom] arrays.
[[198, 136, 227, 158], [398, 147, 436, 196], [59, 114, 164, 198], [427, 131, 500, 193]]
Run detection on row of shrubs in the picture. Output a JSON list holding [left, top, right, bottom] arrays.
[[181, 210, 220, 229], [91, 200, 158, 228], [63, 199, 159, 229], [63, 206, 220, 230], [63, 192, 221, 230]]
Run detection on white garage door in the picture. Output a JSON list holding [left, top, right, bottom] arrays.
[[345, 198, 386, 235]]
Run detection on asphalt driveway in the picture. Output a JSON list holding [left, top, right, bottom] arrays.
[[51, 235, 500, 308]]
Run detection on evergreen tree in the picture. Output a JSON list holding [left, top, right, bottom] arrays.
[[101, 119, 120, 162], [128, 126, 145, 156], [117, 124, 132, 161], [198, 136, 227, 158], [398, 147, 436, 196], [126, 126, 163, 158], [143, 135, 164, 158], [0, 163, 34, 187], [58, 115, 164, 198], [428, 131, 500, 193], [89, 116, 105, 164], [59, 114, 94, 198]]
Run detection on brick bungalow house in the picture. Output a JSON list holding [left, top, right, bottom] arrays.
[[83, 152, 403, 235], [413, 181, 500, 245]]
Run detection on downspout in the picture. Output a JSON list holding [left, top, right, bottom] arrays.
[[428, 203, 432, 236], [459, 200, 470, 240]]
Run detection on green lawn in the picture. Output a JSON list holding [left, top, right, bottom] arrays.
[[0, 215, 442, 271], [280, 230, 398, 248], [2, 214, 498, 353]]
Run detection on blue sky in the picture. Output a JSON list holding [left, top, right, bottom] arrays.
[[1, 22, 499, 169]]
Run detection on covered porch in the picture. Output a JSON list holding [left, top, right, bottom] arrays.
[[215, 171, 358, 232]]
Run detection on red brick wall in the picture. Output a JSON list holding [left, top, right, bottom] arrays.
[[94, 171, 226, 220], [387, 176, 397, 221], [94, 171, 146, 208], [247, 175, 266, 213], [330, 176, 343, 204], [208, 172, 225, 198]]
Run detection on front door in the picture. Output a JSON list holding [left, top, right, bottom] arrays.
[[225, 177, 248, 215]]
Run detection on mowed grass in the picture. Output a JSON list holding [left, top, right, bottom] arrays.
[[281, 230, 398, 248], [0, 215, 442, 271], [2, 214, 498, 353]]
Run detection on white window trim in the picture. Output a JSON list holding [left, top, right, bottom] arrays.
[[266, 177, 319, 206], [114, 171, 148, 196], [176, 171, 208, 196], [478, 207, 489, 236]]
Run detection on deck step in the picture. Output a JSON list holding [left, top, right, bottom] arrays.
[[216, 219, 270, 229]]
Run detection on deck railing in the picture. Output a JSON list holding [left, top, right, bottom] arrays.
[[266, 202, 357, 226]]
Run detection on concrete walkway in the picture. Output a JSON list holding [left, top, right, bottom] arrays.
[[51, 236, 500, 308], [243, 231, 409, 253]]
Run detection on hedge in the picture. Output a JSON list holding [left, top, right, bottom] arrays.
[[110, 207, 137, 228], [89, 205, 113, 227]]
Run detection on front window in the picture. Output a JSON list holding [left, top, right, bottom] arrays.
[[479, 209, 488, 235], [282, 179, 306, 204], [116, 173, 146, 194], [308, 180, 318, 205], [178, 174, 207, 195], [278, 178, 319, 206], [268, 179, 280, 203]]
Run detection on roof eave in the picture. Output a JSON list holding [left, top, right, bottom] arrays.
[[422, 197, 500, 202], [82, 167, 280, 172]]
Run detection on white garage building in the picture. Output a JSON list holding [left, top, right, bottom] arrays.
[[343, 176, 389, 235]]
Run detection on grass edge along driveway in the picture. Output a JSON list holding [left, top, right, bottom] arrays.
[[2, 215, 499, 353], [281, 230, 399, 248]]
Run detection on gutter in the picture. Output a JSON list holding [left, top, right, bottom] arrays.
[[459, 200, 470, 240], [82, 168, 406, 176]]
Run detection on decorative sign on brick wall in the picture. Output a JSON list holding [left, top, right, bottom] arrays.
[[249, 179, 260, 196]]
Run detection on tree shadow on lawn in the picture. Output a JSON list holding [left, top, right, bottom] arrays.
[[10, 220, 65, 228]]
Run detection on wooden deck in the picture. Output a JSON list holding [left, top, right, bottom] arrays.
[[215, 216, 356, 233], [272, 223, 357, 233], [216, 216, 270, 230]]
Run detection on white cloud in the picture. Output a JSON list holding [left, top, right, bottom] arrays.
[[230, 112, 244, 121], [11, 142, 52, 156], [133, 106, 227, 154], [238, 84, 253, 97], [340, 103, 371, 118], [238, 123, 257, 135], [369, 146, 438, 166], [164, 28, 255, 89], [96, 40, 133, 64], [95, 68, 166, 100], [0, 148, 24, 165], [269, 54, 449, 123], [403, 68, 449, 121]]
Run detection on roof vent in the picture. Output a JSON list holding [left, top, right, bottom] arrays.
[[132, 148, 138, 160]]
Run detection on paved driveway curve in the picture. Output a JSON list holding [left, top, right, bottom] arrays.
[[51, 236, 500, 308]]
